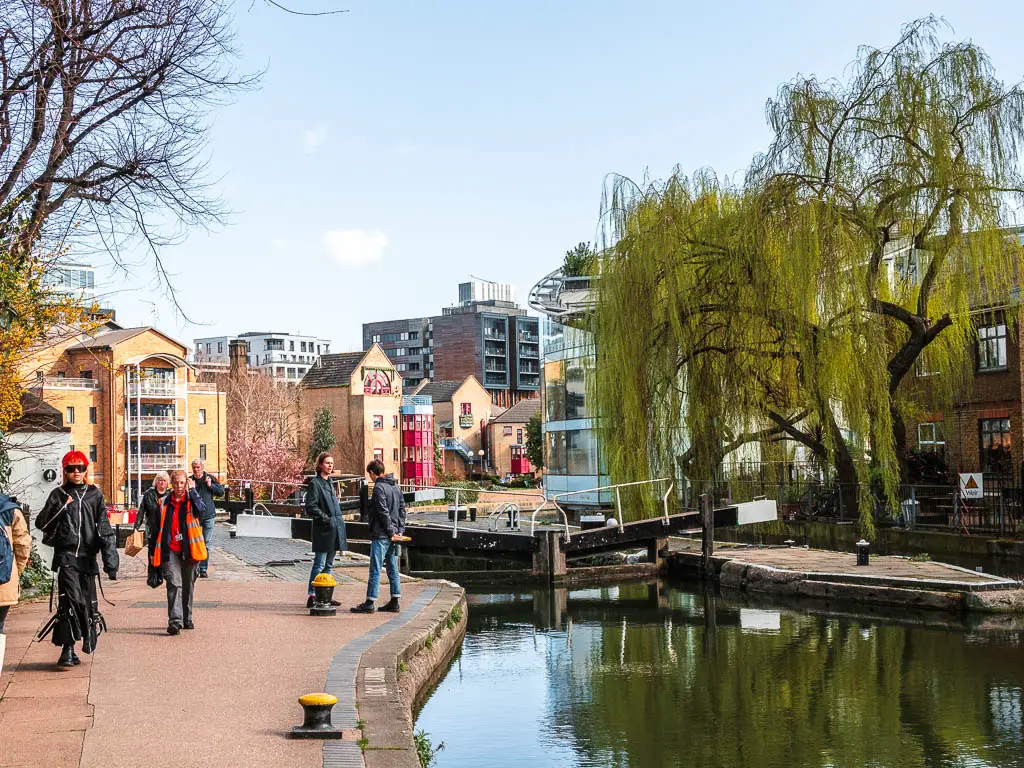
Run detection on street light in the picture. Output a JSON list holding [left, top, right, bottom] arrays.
[[477, 449, 485, 476]]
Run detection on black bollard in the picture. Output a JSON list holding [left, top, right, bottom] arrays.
[[291, 693, 343, 739], [310, 573, 337, 617], [856, 539, 870, 566]]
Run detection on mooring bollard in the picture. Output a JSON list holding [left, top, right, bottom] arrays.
[[856, 539, 870, 566], [310, 573, 338, 617], [291, 693, 343, 739]]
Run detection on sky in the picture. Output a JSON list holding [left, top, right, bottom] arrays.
[[94, 0, 1024, 352]]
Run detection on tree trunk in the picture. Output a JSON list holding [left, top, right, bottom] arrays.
[[891, 404, 909, 481]]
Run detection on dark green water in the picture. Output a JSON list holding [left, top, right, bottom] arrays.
[[415, 581, 1024, 768]]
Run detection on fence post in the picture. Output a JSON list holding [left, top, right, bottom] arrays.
[[700, 493, 714, 580], [910, 485, 917, 530], [999, 491, 1006, 536], [837, 484, 844, 522]]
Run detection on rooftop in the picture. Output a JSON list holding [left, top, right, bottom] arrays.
[[414, 380, 465, 402], [491, 398, 540, 424], [299, 351, 366, 388]]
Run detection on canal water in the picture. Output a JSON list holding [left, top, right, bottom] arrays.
[[416, 580, 1024, 767]]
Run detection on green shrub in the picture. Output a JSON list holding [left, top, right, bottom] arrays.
[[440, 481, 481, 505], [19, 546, 51, 593], [414, 730, 445, 768]]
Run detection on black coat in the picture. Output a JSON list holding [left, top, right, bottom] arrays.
[[190, 472, 224, 522], [36, 483, 119, 576], [305, 475, 347, 553], [137, 487, 167, 532], [368, 475, 406, 539]]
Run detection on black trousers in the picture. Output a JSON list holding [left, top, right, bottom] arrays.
[[52, 564, 99, 653]]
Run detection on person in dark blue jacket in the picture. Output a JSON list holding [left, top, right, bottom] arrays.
[[351, 460, 405, 614]]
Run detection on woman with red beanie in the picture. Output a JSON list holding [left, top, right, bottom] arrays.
[[35, 451, 118, 668]]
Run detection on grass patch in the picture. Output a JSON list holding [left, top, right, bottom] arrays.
[[356, 719, 365, 730], [909, 552, 932, 562], [424, 634, 433, 650], [357, 737, 369, 751], [414, 729, 445, 768], [398, 661, 408, 673]]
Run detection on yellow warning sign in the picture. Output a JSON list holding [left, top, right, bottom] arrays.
[[964, 476, 978, 489]]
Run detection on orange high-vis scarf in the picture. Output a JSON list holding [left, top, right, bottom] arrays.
[[151, 494, 208, 567]]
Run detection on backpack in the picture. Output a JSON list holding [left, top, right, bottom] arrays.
[[0, 498, 15, 585]]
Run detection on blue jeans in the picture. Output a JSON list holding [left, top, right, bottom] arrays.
[[308, 550, 334, 596], [199, 518, 215, 574], [366, 537, 400, 601]]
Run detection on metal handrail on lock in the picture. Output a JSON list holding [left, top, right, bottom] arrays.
[[552, 478, 674, 534]]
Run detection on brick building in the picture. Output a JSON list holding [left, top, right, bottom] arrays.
[[487, 398, 540, 479], [911, 308, 1022, 484], [413, 377, 495, 478], [22, 324, 227, 505], [297, 345, 405, 479], [363, 281, 541, 408]]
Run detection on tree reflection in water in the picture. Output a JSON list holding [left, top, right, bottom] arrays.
[[416, 581, 1024, 768]]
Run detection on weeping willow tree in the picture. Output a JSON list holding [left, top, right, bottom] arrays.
[[594, 18, 1024, 533]]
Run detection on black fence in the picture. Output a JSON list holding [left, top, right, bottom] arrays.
[[700, 475, 1023, 537]]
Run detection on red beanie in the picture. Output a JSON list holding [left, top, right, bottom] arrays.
[[62, 450, 89, 470]]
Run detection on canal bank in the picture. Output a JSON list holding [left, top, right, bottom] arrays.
[[668, 540, 1024, 616]]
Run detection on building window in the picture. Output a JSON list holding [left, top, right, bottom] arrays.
[[65, 406, 74, 424], [57, 371, 65, 380], [373, 448, 384, 463], [980, 418, 1012, 476], [206, 343, 212, 354], [503, 426, 512, 436], [89, 407, 97, 424], [917, 422, 944, 455], [199, 408, 207, 425], [393, 415, 398, 429], [200, 444, 207, 460], [35, 370, 43, 381], [460, 403, 472, 416], [218, 342, 223, 354], [517, 429, 523, 443], [89, 445, 97, 463], [978, 324, 1008, 370], [393, 448, 399, 462], [80, 369, 92, 380], [373, 415, 384, 431], [289, 340, 295, 351]]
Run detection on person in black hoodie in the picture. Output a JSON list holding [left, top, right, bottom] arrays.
[[351, 460, 405, 614], [35, 451, 119, 668]]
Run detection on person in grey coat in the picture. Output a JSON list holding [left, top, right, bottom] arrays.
[[304, 452, 347, 608], [351, 459, 405, 614], [190, 459, 224, 578]]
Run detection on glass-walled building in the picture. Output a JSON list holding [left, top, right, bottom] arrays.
[[530, 270, 609, 510]]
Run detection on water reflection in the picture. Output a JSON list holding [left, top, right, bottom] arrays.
[[416, 581, 1024, 768]]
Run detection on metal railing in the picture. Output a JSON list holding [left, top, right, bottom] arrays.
[[188, 382, 218, 393], [127, 416, 186, 435], [552, 478, 674, 534], [132, 454, 186, 472], [487, 501, 521, 531], [33, 376, 101, 390], [127, 380, 183, 397]]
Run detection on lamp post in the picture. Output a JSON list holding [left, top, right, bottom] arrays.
[[477, 449, 485, 477]]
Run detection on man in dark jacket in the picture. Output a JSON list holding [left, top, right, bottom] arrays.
[[305, 452, 346, 608], [35, 451, 119, 668], [190, 459, 223, 578], [351, 460, 405, 614]]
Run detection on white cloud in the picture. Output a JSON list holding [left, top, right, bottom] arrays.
[[301, 126, 328, 154], [323, 229, 387, 268]]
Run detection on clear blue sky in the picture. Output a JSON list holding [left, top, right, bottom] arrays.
[[99, 0, 1024, 351]]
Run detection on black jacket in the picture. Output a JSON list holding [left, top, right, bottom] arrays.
[[36, 483, 119, 576], [369, 475, 406, 539], [190, 472, 224, 522], [136, 487, 167, 532], [305, 475, 347, 553]]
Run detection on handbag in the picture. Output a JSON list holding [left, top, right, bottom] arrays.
[[124, 529, 145, 557]]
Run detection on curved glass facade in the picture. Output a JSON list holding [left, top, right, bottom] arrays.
[[541, 318, 609, 507]]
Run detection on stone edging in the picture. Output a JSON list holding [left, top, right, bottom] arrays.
[[318, 580, 466, 768], [719, 560, 1024, 614]]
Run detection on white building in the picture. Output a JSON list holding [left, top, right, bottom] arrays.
[[43, 261, 97, 300], [458, 280, 516, 306], [193, 331, 332, 380], [4, 392, 71, 521]]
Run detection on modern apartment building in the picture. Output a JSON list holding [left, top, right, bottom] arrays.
[[193, 331, 331, 381], [363, 281, 541, 408], [22, 324, 227, 505], [413, 376, 494, 478]]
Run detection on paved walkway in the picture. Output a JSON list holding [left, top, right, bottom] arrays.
[[0, 527, 439, 768]]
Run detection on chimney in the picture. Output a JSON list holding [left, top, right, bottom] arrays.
[[229, 339, 248, 377]]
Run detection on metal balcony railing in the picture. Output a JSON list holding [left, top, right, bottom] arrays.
[[34, 376, 101, 390], [131, 454, 186, 472], [439, 437, 476, 460], [127, 416, 186, 435], [127, 380, 182, 397], [188, 382, 218, 393]]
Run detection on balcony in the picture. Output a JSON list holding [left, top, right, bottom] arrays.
[[130, 454, 185, 472], [188, 382, 218, 393], [33, 376, 100, 390], [127, 416, 186, 435], [518, 345, 540, 359], [127, 380, 183, 398], [519, 333, 540, 343], [483, 331, 506, 341]]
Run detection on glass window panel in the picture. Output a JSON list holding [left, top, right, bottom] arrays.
[[566, 429, 597, 476], [544, 361, 565, 422], [545, 431, 566, 475]]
